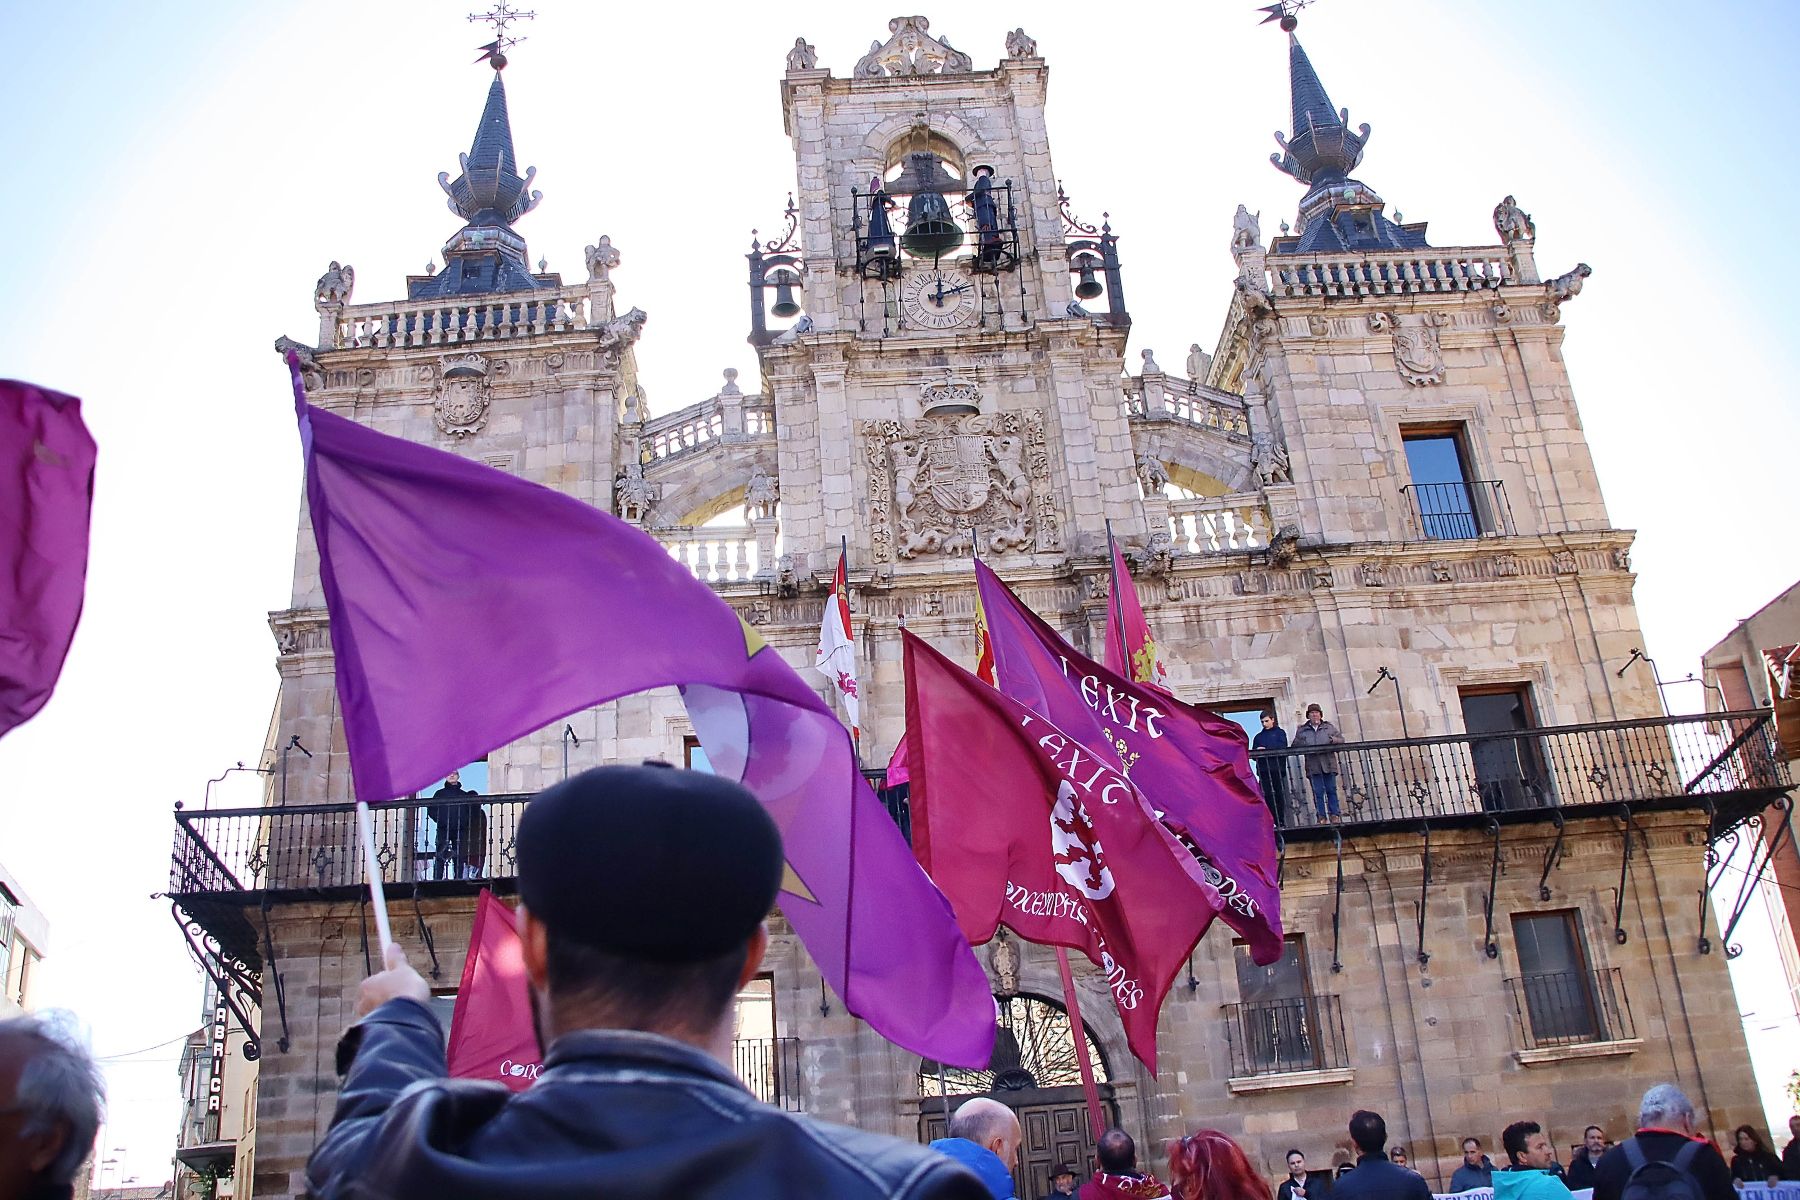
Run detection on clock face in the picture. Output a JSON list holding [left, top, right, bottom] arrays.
[[899, 268, 978, 331]]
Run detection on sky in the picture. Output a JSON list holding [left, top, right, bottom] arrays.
[[2, 0, 1799, 1185]]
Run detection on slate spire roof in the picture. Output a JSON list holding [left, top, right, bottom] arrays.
[[1268, 33, 1429, 256], [410, 70, 554, 300]]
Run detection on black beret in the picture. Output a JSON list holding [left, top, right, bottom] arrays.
[[516, 764, 783, 962]]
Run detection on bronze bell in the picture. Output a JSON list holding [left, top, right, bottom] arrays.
[[769, 269, 802, 318], [1073, 256, 1103, 300], [902, 189, 963, 259]]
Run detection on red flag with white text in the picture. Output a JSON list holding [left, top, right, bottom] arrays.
[[905, 631, 1223, 1071], [446, 890, 540, 1091]]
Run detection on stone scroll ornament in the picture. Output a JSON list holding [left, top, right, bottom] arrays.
[[862, 409, 1060, 560]]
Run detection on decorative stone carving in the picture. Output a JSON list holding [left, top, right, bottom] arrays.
[[1429, 559, 1453, 583], [1360, 561, 1384, 588], [273, 335, 320, 374], [1086, 572, 1111, 601], [1140, 348, 1163, 375], [720, 367, 742, 396], [1392, 312, 1448, 386], [1308, 315, 1329, 337], [1552, 549, 1579, 575], [745, 465, 779, 519], [1136, 455, 1170, 497], [314, 261, 354, 310], [1236, 275, 1274, 318], [1252, 435, 1292, 486], [1231, 204, 1262, 252], [855, 16, 971, 77], [615, 461, 655, 524], [862, 409, 1059, 561], [595, 307, 647, 364], [989, 931, 1020, 995], [1311, 566, 1334, 589], [921, 589, 944, 617], [270, 612, 330, 658], [785, 37, 818, 71], [1268, 524, 1301, 568], [1491, 302, 1513, 324], [1542, 263, 1592, 318], [776, 556, 799, 600], [1367, 311, 1393, 333], [743, 599, 772, 627], [1004, 27, 1036, 58], [920, 374, 982, 413], [1493, 552, 1521, 577], [1250, 316, 1279, 351], [1493, 195, 1535, 244], [584, 235, 620, 282], [433, 353, 491, 437], [1611, 546, 1631, 571], [1186, 343, 1211, 382]]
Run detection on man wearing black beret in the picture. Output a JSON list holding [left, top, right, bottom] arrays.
[[306, 763, 988, 1199]]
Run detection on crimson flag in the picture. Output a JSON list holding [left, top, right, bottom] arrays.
[[446, 891, 540, 1091], [905, 631, 1224, 1071], [1103, 535, 1169, 693], [973, 560, 1283, 964]]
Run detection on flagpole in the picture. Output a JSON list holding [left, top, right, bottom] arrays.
[[355, 800, 395, 951], [1055, 946, 1107, 1141]]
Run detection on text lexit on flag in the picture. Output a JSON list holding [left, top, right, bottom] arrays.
[[288, 355, 993, 1068]]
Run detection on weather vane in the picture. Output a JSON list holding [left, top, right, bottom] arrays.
[[469, 1, 536, 70], [1256, 0, 1314, 31]]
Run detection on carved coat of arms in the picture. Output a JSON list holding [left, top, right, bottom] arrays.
[[862, 409, 1061, 560], [1391, 312, 1448, 386], [434, 353, 491, 437]]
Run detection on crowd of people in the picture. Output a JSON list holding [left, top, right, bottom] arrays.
[[6, 764, 1800, 1200]]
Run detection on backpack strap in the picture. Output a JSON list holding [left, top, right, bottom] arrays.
[[1670, 1142, 1703, 1172], [1623, 1140, 1649, 1172]]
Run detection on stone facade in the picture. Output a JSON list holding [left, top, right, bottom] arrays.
[[223, 18, 1783, 1200]]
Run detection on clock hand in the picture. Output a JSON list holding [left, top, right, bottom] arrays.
[[938, 284, 972, 297]]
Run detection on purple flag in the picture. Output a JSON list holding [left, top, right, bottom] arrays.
[[1, 381, 96, 740], [288, 357, 993, 1068]]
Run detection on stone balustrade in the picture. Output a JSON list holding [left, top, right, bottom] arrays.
[[1123, 376, 1252, 438], [641, 392, 777, 464], [326, 286, 595, 350], [1169, 492, 1269, 553], [659, 523, 768, 583], [1265, 249, 1509, 300]]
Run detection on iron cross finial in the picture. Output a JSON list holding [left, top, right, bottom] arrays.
[[469, 2, 536, 69], [1256, 0, 1313, 32]]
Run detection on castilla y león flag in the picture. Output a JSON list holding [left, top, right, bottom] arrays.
[[974, 560, 1283, 965], [446, 891, 539, 1091], [904, 631, 1223, 1072], [0, 380, 96, 741], [287, 354, 994, 1069]]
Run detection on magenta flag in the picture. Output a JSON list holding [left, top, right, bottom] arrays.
[[446, 891, 539, 1091], [905, 632, 1222, 1071], [0, 381, 96, 740], [1103, 537, 1168, 693], [884, 730, 910, 787], [974, 560, 1284, 964], [289, 357, 994, 1068]]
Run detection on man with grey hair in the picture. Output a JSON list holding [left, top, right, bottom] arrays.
[[930, 1097, 1023, 1199], [0, 1013, 105, 1200], [1591, 1083, 1733, 1200]]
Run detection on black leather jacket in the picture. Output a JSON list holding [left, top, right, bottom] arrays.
[[307, 999, 987, 1200]]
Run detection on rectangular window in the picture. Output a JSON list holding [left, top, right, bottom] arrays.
[[1232, 936, 1322, 1073], [1402, 426, 1485, 539], [1511, 910, 1602, 1043], [684, 735, 713, 773], [1207, 700, 1276, 747], [1460, 685, 1549, 811]]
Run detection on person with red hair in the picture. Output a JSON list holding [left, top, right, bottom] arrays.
[[1166, 1129, 1265, 1200]]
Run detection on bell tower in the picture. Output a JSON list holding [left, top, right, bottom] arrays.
[[751, 17, 1138, 582]]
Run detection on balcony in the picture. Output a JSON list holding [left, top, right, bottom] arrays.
[[1222, 994, 1351, 1090], [1506, 967, 1638, 1063], [1398, 479, 1514, 540], [732, 1036, 802, 1110], [1249, 709, 1789, 837]]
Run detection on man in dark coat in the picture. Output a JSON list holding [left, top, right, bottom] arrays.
[[426, 770, 477, 880], [1566, 1126, 1607, 1190], [306, 764, 988, 1200], [1290, 705, 1345, 822], [1331, 1111, 1430, 1200], [1591, 1084, 1733, 1200], [1252, 711, 1291, 825], [1782, 1115, 1800, 1180]]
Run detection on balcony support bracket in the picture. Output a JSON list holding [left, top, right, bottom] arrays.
[[172, 901, 266, 1062], [1481, 818, 1503, 960], [1276, 828, 1287, 888], [257, 896, 293, 1054], [1718, 796, 1795, 960], [1698, 798, 1724, 955], [411, 884, 443, 981], [1612, 805, 1637, 946], [1416, 821, 1432, 966], [1537, 808, 1566, 902], [1329, 829, 1345, 973]]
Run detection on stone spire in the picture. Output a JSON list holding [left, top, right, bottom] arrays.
[[1268, 33, 1427, 255], [410, 70, 552, 299]]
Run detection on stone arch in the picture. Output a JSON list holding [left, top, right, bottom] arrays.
[[856, 110, 991, 181], [643, 440, 778, 527], [1132, 423, 1257, 495]]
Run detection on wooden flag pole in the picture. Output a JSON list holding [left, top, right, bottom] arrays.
[[1054, 945, 1107, 1141], [355, 800, 395, 952]]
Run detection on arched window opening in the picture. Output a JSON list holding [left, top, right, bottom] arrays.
[[918, 992, 1111, 1097]]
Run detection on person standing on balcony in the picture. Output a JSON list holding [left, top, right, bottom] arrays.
[[426, 771, 477, 881], [307, 763, 989, 1200], [1252, 712, 1291, 825], [1290, 705, 1344, 823]]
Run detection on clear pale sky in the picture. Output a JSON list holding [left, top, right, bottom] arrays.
[[2, 1, 1797, 1185]]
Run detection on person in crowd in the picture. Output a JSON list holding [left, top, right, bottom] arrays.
[[1389, 1148, 1417, 1174], [0, 1013, 105, 1200], [1452, 1138, 1497, 1193], [1278, 1148, 1331, 1200], [1253, 710, 1291, 823], [1567, 1127, 1608, 1190], [1781, 1116, 1800, 1181], [426, 770, 478, 880], [930, 1098, 1022, 1200], [1043, 1163, 1080, 1199], [1081, 1127, 1172, 1199], [1591, 1083, 1735, 1200], [1728, 1126, 1782, 1187], [1331, 1111, 1430, 1200], [1166, 1128, 1265, 1200], [1495, 1121, 1571, 1200], [305, 763, 988, 1200], [1290, 704, 1345, 822]]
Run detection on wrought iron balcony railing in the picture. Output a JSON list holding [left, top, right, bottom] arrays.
[[1248, 709, 1788, 834], [1223, 993, 1350, 1078], [732, 1036, 802, 1110], [1398, 479, 1514, 540], [1505, 967, 1635, 1049]]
